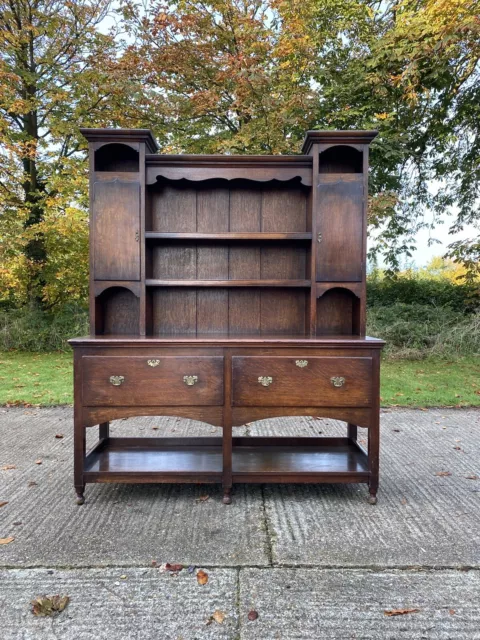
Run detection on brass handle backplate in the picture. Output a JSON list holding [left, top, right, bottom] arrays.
[[258, 376, 273, 387], [317, 233, 322, 243], [109, 375, 125, 386], [183, 375, 198, 386], [330, 376, 345, 388], [147, 359, 160, 367], [295, 360, 308, 368]]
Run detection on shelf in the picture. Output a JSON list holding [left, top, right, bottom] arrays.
[[84, 437, 369, 483], [146, 279, 311, 288], [145, 232, 312, 241]]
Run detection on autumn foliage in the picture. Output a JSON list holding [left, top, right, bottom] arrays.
[[1, 0, 479, 309]]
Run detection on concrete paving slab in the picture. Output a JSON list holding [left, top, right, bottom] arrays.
[[0, 567, 238, 640], [258, 410, 480, 567], [239, 567, 480, 640], [0, 408, 267, 567]]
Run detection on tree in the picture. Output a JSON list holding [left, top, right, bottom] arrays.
[[123, 0, 480, 275], [0, 0, 144, 307]]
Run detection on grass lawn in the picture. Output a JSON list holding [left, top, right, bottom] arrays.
[[0, 351, 479, 408]]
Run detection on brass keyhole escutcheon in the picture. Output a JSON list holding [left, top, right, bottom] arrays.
[[109, 375, 125, 386], [258, 376, 273, 387], [183, 375, 198, 386], [147, 359, 160, 367], [330, 376, 345, 388], [317, 233, 322, 243], [295, 360, 308, 368]]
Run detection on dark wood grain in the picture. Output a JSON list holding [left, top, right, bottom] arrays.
[[93, 180, 140, 281], [82, 355, 224, 406], [316, 178, 364, 282], [73, 128, 383, 503], [232, 355, 372, 407]]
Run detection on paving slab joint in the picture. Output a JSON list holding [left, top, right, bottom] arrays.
[[260, 485, 274, 566]]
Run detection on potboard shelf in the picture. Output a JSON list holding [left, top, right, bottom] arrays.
[[84, 437, 369, 482]]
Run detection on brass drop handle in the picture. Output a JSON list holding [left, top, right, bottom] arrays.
[[183, 375, 198, 386], [109, 375, 125, 386], [296, 360, 308, 368], [147, 359, 160, 367], [258, 376, 273, 387], [330, 376, 345, 388]]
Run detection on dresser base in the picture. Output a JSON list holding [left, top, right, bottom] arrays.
[[71, 336, 383, 505]]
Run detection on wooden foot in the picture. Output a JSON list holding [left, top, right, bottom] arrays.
[[368, 491, 378, 505], [75, 490, 85, 505], [223, 488, 232, 505]]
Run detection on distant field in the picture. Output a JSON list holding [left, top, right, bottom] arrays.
[[0, 351, 479, 408]]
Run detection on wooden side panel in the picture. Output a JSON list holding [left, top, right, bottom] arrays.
[[151, 242, 196, 279], [152, 288, 196, 334], [151, 185, 196, 232], [229, 188, 261, 231], [262, 187, 307, 232], [316, 289, 355, 335], [197, 188, 229, 332], [261, 244, 306, 280], [316, 179, 363, 281], [261, 290, 306, 334], [101, 288, 140, 335], [93, 180, 140, 281]]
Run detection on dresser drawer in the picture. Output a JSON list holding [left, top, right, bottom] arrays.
[[82, 356, 224, 406], [232, 356, 372, 407]]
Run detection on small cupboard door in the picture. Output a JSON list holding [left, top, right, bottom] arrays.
[[316, 178, 364, 282], [93, 180, 140, 281]]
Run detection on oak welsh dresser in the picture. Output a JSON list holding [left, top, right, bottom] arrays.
[[69, 128, 384, 505]]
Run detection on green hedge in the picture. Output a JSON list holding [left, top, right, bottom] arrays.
[[367, 278, 480, 313], [0, 305, 88, 352]]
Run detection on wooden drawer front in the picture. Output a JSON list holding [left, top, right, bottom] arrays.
[[82, 356, 224, 406], [232, 356, 372, 407]]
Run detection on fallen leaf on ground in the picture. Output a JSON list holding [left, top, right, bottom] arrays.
[[196, 570, 209, 585], [164, 563, 183, 573], [0, 536, 14, 545], [248, 610, 259, 621], [151, 560, 157, 567], [449, 609, 455, 615], [31, 595, 70, 617], [28, 481, 37, 487], [384, 608, 420, 617], [400, 497, 408, 505], [0, 501, 8, 508], [35, 460, 42, 465], [196, 495, 209, 503], [435, 471, 452, 477], [1, 465, 16, 471], [55, 434, 64, 439], [453, 446, 462, 451], [152, 426, 159, 430], [465, 475, 478, 480], [206, 610, 225, 625]]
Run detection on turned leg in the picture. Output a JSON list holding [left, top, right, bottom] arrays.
[[347, 423, 357, 442], [75, 486, 85, 505], [222, 486, 232, 505], [99, 421, 110, 440], [368, 354, 381, 505], [74, 414, 86, 505]]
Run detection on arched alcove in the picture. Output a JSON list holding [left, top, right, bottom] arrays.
[[95, 286, 139, 335], [316, 287, 360, 335], [95, 143, 139, 172], [319, 145, 363, 173]]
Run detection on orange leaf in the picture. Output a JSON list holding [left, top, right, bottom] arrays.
[[0, 501, 8, 508], [384, 608, 420, 617], [435, 471, 451, 477], [197, 569, 209, 585], [0, 536, 14, 545]]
